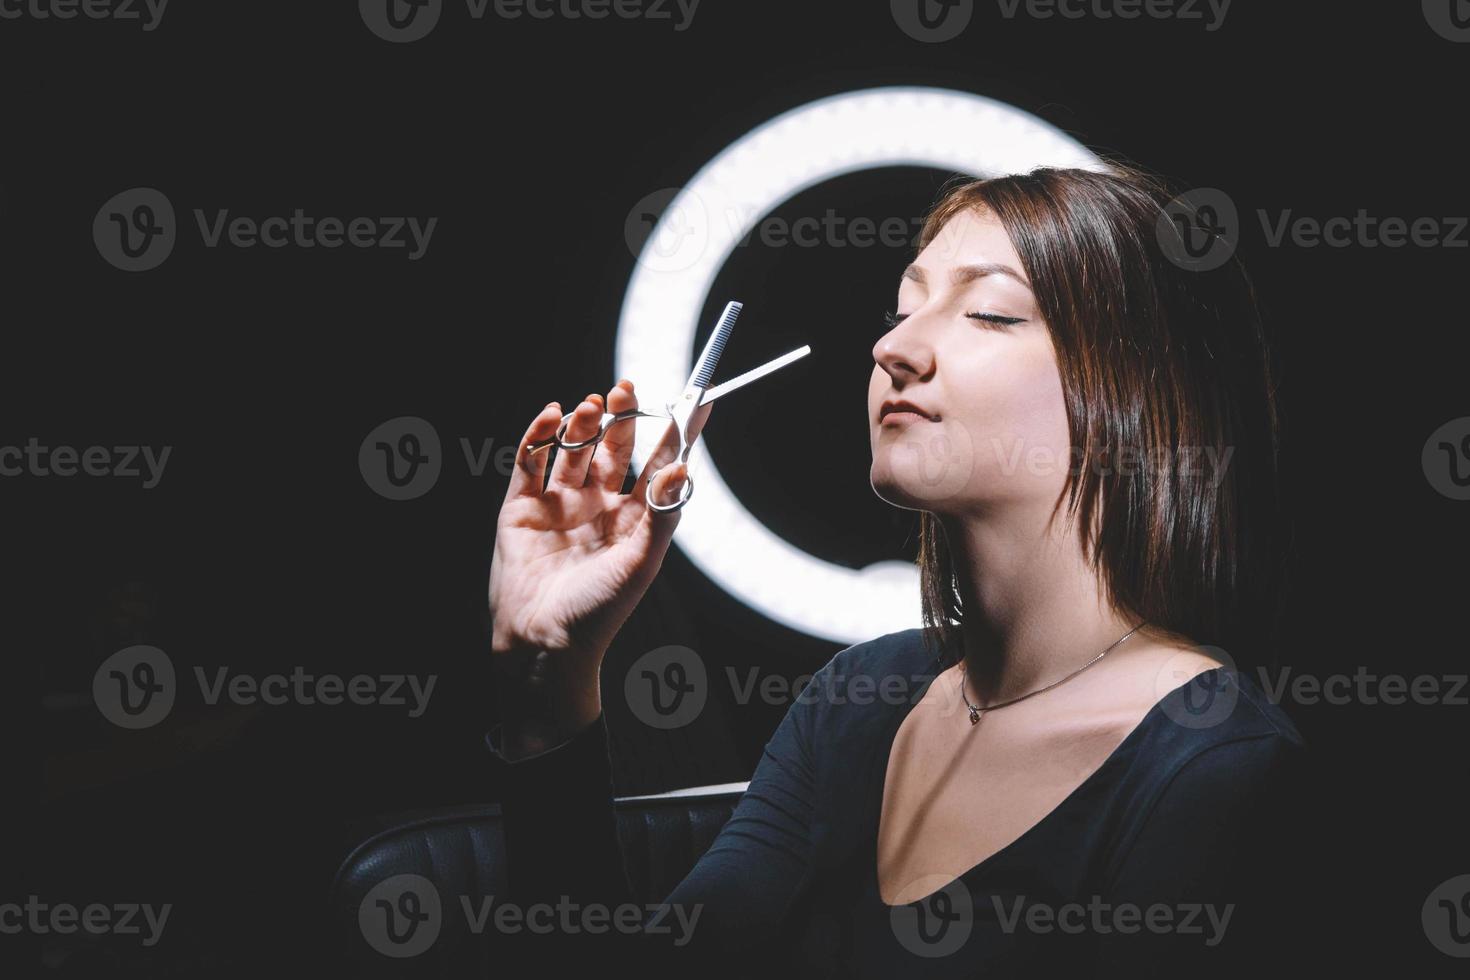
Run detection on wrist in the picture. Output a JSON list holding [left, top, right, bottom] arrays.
[[493, 647, 603, 745]]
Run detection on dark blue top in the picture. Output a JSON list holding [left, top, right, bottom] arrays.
[[484, 627, 1309, 978]]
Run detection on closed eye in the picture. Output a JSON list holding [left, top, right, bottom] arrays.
[[883, 310, 1027, 330], [967, 312, 1027, 328]]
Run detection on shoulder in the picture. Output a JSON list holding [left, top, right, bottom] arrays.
[[810, 627, 940, 704], [1142, 660, 1306, 760], [1105, 661, 1308, 843], [1094, 666, 1311, 886], [822, 626, 941, 677], [782, 627, 940, 740]]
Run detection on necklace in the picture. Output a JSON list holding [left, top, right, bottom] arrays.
[[957, 622, 1147, 725]]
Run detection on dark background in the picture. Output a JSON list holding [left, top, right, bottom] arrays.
[[6, 0, 1467, 975]]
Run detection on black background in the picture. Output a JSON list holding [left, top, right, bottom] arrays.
[[6, 0, 1468, 974]]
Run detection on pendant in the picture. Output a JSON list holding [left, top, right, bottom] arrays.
[[968, 706, 981, 725]]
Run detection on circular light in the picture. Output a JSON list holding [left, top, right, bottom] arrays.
[[617, 86, 1103, 644]]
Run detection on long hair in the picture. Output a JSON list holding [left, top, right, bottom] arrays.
[[914, 162, 1289, 672]]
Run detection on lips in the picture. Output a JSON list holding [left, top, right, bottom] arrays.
[[880, 399, 938, 422]]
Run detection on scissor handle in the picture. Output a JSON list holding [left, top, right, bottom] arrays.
[[525, 408, 662, 454], [523, 403, 697, 512]]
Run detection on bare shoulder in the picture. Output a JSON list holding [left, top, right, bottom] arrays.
[[1069, 636, 1229, 732]]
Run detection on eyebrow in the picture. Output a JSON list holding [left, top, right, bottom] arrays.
[[901, 262, 1031, 289]]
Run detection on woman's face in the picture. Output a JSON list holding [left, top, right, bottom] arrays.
[[869, 207, 1071, 514]]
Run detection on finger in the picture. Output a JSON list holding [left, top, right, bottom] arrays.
[[627, 459, 691, 581], [507, 401, 565, 499], [594, 379, 638, 492], [649, 460, 691, 512], [630, 399, 714, 507], [549, 393, 604, 489]]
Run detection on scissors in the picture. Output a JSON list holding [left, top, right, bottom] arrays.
[[524, 300, 811, 512]]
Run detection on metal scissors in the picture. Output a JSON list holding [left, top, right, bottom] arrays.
[[524, 300, 811, 512]]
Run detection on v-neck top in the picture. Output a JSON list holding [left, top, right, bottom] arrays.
[[484, 627, 1309, 979]]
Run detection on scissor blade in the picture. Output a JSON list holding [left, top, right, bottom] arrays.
[[688, 301, 743, 391], [698, 345, 812, 406]]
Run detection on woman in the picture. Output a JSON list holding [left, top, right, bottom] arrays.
[[483, 163, 1308, 977]]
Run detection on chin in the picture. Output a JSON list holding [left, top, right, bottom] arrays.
[[869, 423, 977, 509]]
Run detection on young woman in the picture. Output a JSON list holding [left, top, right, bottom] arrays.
[[484, 163, 1307, 977]]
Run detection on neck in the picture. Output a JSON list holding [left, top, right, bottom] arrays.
[[938, 502, 1144, 706]]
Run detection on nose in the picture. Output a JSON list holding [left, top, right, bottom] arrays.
[[872, 312, 935, 386]]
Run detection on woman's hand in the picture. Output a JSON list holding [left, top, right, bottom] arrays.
[[487, 379, 713, 745]]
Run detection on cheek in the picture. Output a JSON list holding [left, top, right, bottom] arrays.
[[957, 341, 1071, 474]]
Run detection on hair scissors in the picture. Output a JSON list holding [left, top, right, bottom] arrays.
[[524, 300, 811, 512]]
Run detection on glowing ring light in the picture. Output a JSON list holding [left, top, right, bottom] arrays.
[[617, 86, 1104, 645]]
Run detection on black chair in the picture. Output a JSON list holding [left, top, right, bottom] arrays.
[[331, 781, 747, 976]]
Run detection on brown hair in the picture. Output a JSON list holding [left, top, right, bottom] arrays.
[[914, 162, 1288, 670]]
